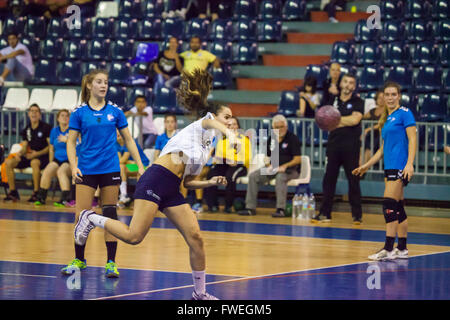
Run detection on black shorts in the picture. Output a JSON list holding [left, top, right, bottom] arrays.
[[53, 159, 69, 166], [134, 164, 187, 211], [17, 155, 49, 170], [384, 169, 409, 186], [76, 172, 121, 189]]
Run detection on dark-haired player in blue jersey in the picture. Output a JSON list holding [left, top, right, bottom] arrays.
[[61, 69, 145, 278], [353, 81, 417, 261]]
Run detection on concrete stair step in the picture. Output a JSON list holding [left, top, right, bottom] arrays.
[[262, 54, 330, 67], [232, 65, 306, 79], [310, 11, 370, 22], [236, 78, 303, 91], [287, 32, 354, 44]]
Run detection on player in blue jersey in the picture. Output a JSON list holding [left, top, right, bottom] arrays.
[[61, 69, 146, 278], [74, 69, 239, 300], [353, 81, 417, 261]]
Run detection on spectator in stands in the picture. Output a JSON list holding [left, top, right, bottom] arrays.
[[321, 62, 341, 106], [124, 95, 158, 149], [72, 0, 98, 18], [296, 76, 322, 118], [34, 109, 72, 206], [323, 0, 348, 23], [445, 146, 450, 155], [311, 73, 364, 224], [3, 104, 51, 202], [116, 130, 150, 208], [154, 114, 178, 159], [238, 114, 302, 217], [0, 31, 34, 85], [180, 36, 220, 75], [153, 37, 184, 91], [205, 116, 251, 213], [198, 0, 220, 21], [361, 90, 384, 164]]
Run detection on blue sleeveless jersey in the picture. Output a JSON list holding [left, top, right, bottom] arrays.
[[49, 126, 69, 162]]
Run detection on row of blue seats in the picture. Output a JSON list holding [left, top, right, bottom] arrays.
[[3, 16, 284, 43], [379, 0, 450, 21], [353, 19, 450, 43], [331, 41, 450, 66]]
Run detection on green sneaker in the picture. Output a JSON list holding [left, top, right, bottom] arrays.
[[53, 201, 65, 208], [61, 258, 87, 275], [105, 260, 120, 278], [34, 200, 45, 206]]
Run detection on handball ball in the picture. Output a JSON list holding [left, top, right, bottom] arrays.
[[315, 105, 341, 131]]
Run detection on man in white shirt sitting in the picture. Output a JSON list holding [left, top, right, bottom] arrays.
[[124, 95, 158, 149], [0, 31, 35, 85]]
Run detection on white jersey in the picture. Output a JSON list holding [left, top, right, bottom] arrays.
[[160, 112, 217, 176]]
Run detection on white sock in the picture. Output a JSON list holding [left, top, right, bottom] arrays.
[[120, 182, 127, 197], [88, 213, 109, 228], [192, 270, 206, 294]]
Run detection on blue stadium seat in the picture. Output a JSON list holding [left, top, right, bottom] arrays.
[[93, 17, 115, 38], [233, 19, 257, 41], [278, 90, 299, 117], [212, 64, 233, 89], [380, 0, 404, 20], [184, 18, 210, 41], [386, 65, 414, 91], [209, 19, 233, 41], [144, 0, 163, 18], [257, 19, 282, 42], [153, 87, 178, 114], [0, 37, 7, 49], [354, 19, 380, 43], [434, 20, 450, 42], [419, 94, 448, 121], [164, 0, 182, 12], [25, 16, 46, 39], [400, 93, 419, 117], [81, 61, 108, 75], [87, 38, 112, 61], [207, 40, 233, 64], [259, 0, 282, 20], [162, 18, 184, 40], [330, 41, 355, 65], [232, 41, 258, 64], [405, 0, 431, 20], [432, 0, 449, 20], [407, 20, 433, 43], [107, 86, 127, 107], [282, 0, 307, 21], [440, 43, 450, 66], [381, 20, 406, 42], [383, 41, 410, 66], [305, 64, 328, 89], [21, 37, 40, 61], [138, 19, 162, 40], [3, 16, 26, 36], [127, 86, 153, 108], [355, 42, 383, 65], [233, 0, 258, 19], [64, 39, 88, 60], [442, 70, 450, 93], [339, 64, 357, 76], [28, 59, 57, 85], [218, 1, 233, 19], [119, 0, 143, 19], [411, 41, 439, 66], [415, 65, 442, 93], [47, 18, 67, 39], [358, 65, 385, 92], [40, 38, 64, 60], [57, 60, 82, 85], [115, 18, 139, 39], [109, 62, 132, 85], [111, 39, 135, 61], [67, 17, 92, 39]]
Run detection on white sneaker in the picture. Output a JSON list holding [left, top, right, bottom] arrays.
[[368, 248, 396, 261], [191, 291, 219, 300], [394, 248, 409, 259], [119, 194, 130, 203], [74, 209, 96, 246], [329, 17, 339, 23]]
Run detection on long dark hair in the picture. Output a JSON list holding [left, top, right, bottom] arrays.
[[303, 76, 317, 94]]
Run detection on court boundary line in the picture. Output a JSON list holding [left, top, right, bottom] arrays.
[[90, 250, 450, 300], [0, 272, 57, 278]]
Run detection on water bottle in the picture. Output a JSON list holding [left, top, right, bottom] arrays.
[[292, 194, 299, 220], [308, 193, 316, 220], [301, 193, 309, 220]]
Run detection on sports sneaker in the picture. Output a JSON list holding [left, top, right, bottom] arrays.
[[272, 208, 286, 218], [329, 17, 339, 23], [105, 260, 120, 278], [191, 291, 219, 300], [353, 217, 362, 225], [34, 200, 45, 206], [311, 213, 331, 223], [191, 203, 203, 213], [393, 248, 409, 259], [4, 190, 20, 202], [74, 209, 96, 246], [238, 208, 256, 216], [61, 258, 87, 275], [368, 248, 396, 261], [53, 201, 66, 208], [66, 200, 76, 207], [27, 192, 38, 202]]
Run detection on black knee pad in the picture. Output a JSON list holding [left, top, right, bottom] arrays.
[[397, 200, 407, 223], [383, 198, 398, 223], [102, 205, 118, 220]]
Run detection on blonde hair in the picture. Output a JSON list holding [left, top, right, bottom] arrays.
[[378, 81, 402, 129], [176, 69, 213, 118], [81, 69, 108, 103]]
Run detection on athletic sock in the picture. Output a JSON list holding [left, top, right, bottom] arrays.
[[38, 188, 48, 202], [106, 241, 117, 262], [384, 236, 395, 251], [60, 191, 70, 203], [88, 213, 109, 228], [75, 243, 86, 261], [192, 270, 206, 294], [119, 182, 127, 197], [397, 237, 407, 251]]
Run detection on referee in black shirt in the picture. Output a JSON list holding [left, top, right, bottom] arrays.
[[312, 73, 364, 224]]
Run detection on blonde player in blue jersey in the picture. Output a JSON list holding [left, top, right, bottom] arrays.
[[74, 69, 239, 300], [353, 81, 417, 261], [61, 69, 146, 278]]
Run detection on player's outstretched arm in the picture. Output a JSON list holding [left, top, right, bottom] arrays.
[[352, 142, 384, 176], [183, 175, 227, 189]]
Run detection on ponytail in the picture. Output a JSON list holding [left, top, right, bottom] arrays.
[[176, 69, 213, 118]]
